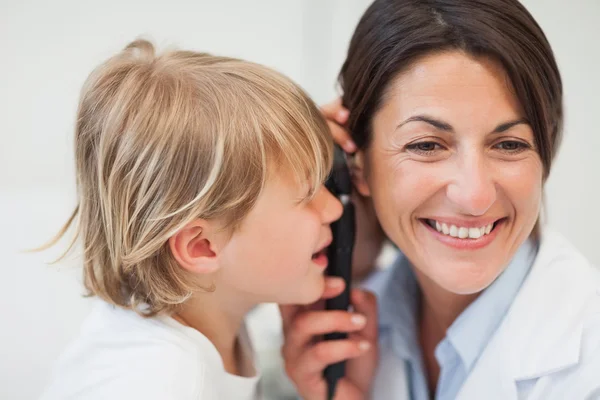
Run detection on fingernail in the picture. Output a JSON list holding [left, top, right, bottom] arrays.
[[351, 314, 366, 326], [344, 140, 356, 153], [337, 109, 349, 121], [326, 278, 344, 289], [358, 341, 371, 351]]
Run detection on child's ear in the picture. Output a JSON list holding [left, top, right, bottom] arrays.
[[351, 150, 371, 197], [169, 220, 221, 275]]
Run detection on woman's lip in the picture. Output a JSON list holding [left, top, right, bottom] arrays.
[[421, 218, 505, 250]]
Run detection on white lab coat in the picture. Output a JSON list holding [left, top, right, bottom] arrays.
[[371, 228, 600, 399]]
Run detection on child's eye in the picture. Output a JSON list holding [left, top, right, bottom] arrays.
[[494, 140, 531, 153], [405, 141, 444, 155], [295, 186, 315, 205]]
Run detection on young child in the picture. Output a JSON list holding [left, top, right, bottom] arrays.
[[40, 39, 342, 400]]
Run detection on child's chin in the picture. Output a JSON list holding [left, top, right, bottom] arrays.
[[280, 279, 324, 305]]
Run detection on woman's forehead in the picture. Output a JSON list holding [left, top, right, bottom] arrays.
[[386, 52, 513, 99], [377, 52, 523, 125]]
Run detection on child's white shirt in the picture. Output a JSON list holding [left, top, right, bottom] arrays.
[[40, 300, 261, 400]]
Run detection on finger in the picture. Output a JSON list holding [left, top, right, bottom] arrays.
[[292, 310, 368, 341], [321, 276, 346, 299], [321, 99, 356, 153], [350, 289, 379, 342], [292, 338, 372, 379], [283, 309, 368, 362], [333, 107, 349, 125], [320, 98, 343, 119], [321, 98, 349, 125], [326, 120, 356, 153]]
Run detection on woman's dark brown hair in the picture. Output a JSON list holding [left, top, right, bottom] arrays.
[[339, 0, 563, 180]]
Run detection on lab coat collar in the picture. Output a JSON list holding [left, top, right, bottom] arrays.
[[504, 229, 595, 380], [457, 228, 599, 399]]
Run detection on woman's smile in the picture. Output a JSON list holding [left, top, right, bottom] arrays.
[[419, 216, 507, 250]]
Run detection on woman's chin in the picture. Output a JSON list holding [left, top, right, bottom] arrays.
[[428, 261, 504, 295]]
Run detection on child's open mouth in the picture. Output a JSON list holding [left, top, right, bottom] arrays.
[[311, 244, 329, 268], [312, 248, 327, 260]]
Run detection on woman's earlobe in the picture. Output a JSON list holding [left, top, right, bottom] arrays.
[[351, 151, 371, 197], [168, 221, 221, 275]]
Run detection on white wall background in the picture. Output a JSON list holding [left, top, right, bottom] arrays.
[[0, 0, 598, 399]]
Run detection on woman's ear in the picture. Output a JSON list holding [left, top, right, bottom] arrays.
[[168, 220, 222, 275], [351, 150, 371, 197]]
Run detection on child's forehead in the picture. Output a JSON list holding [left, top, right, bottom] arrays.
[[266, 164, 311, 190]]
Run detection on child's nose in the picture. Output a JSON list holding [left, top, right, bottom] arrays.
[[315, 185, 343, 224]]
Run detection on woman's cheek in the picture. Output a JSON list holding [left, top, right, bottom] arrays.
[[495, 157, 543, 215]]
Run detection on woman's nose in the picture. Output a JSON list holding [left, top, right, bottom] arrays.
[[446, 154, 496, 216]]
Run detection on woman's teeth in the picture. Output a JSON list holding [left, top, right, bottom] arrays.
[[429, 219, 494, 239]]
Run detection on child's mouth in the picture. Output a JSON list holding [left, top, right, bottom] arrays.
[[311, 247, 329, 268], [312, 249, 327, 260]]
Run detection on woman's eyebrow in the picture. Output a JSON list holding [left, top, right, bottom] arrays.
[[396, 115, 453, 132], [396, 114, 528, 133], [493, 118, 529, 133]]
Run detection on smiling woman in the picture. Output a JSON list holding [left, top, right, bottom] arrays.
[[353, 52, 545, 296], [280, 1, 600, 399]]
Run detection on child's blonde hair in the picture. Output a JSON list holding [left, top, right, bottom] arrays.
[[48, 39, 333, 316]]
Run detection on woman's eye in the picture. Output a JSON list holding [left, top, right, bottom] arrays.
[[494, 140, 531, 153], [406, 141, 443, 155]]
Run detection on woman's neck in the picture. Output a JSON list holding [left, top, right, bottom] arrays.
[[413, 268, 480, 396], [417, 276, 479, 334], [173, 291, 255, 377]]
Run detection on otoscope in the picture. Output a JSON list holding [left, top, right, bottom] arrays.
[[323, 145, 355, 400]]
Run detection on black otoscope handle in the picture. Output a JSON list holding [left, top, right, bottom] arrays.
[[323, 197, 355, 400]]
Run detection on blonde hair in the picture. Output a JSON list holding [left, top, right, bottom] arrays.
[[45, 39, 332, 316]]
